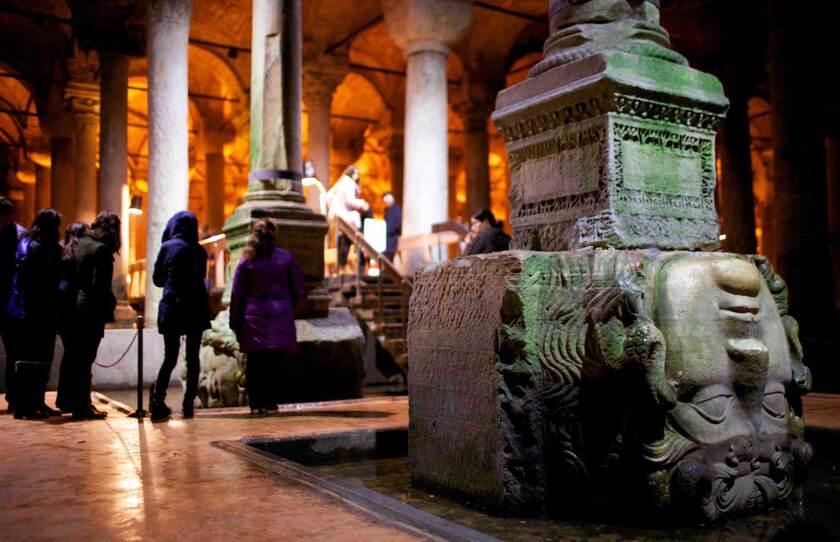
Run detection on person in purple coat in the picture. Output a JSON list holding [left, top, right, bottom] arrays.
[[229, 219, 305, 415]]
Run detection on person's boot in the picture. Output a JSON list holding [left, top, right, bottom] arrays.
[[150, 396, 171, 422], [181, 399, 194, 419], [39, 404, 62, 417]]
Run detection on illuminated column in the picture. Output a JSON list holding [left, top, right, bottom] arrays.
[[456, 98, 493, 215], [66, 81, 100, 225], [145, 0, 192, 322], [204, 129, 226, 233], [303, 54, 348, 196], [35, 164, 51, 211], [383, 0, 471, 236], [50, 137, 75, 220], [99, 52, 130, 288]]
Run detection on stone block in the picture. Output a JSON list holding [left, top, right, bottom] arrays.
[[408, 250, 812, 522], [493, 51, 728, 252], [199, 307, 365, 407]]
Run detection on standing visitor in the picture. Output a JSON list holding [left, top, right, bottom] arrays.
[[382, 192, 402, 262], [5, 209, 62, 419], [326, 165, 369, 272], [150, 211, 211, 421], [55, 222, 88, 414], [229, 219, 304, 415], [63, 214, 120, 419], [0, 197, 24, 410], [463, 209, 511, 256]]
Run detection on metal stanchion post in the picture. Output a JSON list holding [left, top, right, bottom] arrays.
[[129, 312, 146, 419]]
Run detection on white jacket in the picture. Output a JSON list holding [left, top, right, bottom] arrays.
[[326, 174, 368, 228]]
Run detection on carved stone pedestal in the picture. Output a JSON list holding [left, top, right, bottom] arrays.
[[493, 52, 728, 252], [408, 250, 811, 522]]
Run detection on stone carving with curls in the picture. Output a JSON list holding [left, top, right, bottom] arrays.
[[493, 250, 812, 521]]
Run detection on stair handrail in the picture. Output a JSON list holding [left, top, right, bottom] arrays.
[[335, 216, 413, 290], [335, 216, 412, 339]]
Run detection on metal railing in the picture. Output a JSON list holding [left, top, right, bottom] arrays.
[[335, 217, 413, 331], [126, 234, 228, 304]]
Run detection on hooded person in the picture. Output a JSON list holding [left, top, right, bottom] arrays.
[[150, 211, 211, 420]]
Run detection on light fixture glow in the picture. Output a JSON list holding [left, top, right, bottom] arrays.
[[129, 195, 143, 216]]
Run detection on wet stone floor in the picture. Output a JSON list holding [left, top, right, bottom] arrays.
[[0, 394, 418, 542], [0, 392, 838, 541]]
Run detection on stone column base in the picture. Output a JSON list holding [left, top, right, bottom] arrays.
[[199, 307, 365, 408]]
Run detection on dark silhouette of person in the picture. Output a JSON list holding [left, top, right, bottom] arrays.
[[229, 219, 305, 415], [382, 192, 402, 262], [5, 208, 62, 419], [55, 221, 120, 419], [58, 216, 120, 420], [0, 197, 24, 410], [151, 211, 211, 420]]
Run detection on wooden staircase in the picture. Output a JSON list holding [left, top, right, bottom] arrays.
[[330, 218, 412, 376]]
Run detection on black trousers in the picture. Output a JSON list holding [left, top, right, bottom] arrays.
[[3, 319, 56, 412], [338, 233, 352, 266], [155, 331, 201, 405], [56, 326, 103, 414], [246, 351, 282, 410]]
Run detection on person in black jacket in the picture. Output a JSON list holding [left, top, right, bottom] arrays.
[[0, 197, 23, 410], [60, 213, 120, 420], [463, 208, 511, 256], [5, 208, 62, 419], [151, 211, 211, 421], [55, 222, 89, 415], [382, 192, 402, 262]]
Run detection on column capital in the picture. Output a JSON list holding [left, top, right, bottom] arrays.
[[65, 80, 100, 121], [147, 0, 192, 25], [303, 53, 349, 108], [382, 0, 472, 56], [453, 98, 494, 131], [65, 48, 100, 120], [203, 127, 235, 154]]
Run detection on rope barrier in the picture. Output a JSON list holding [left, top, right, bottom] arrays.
[[93, 329, 139, 368]]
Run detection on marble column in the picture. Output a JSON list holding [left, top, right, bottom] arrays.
[[98, 53, 129, 217], [204, 130, 226, 233], [50, 137, 75, 221], [303, 54, 348, 197], [145, 0, 192, 322], [223, 0, 329, 317], [457, 99, 493, 215], [769, 0, 835, 331], [386, 129, 404, 204], [35, 164, 51, 211], [66, 84, 100, 225], [383, 0, 472, 237], [21, 182, 36, 226], [99, 53, 130, 291]]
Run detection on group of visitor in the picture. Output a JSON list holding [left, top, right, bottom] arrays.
[[0, 198, 121, 420], [1, 197, 304, 422]]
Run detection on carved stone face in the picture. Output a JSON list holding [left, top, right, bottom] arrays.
[[649, 254, 811, 521]]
